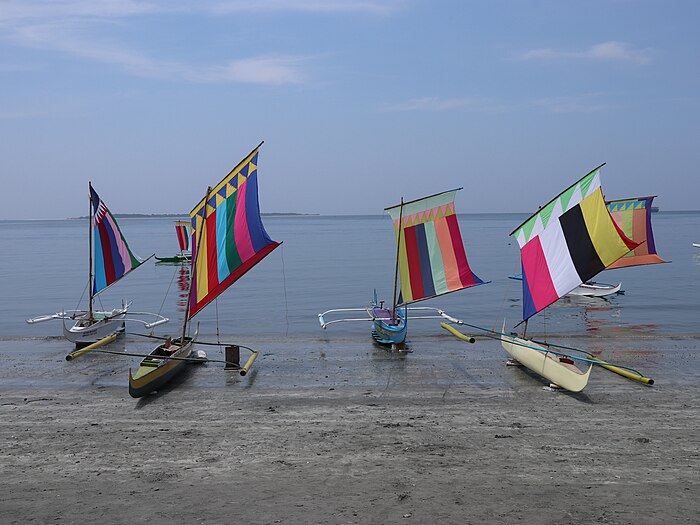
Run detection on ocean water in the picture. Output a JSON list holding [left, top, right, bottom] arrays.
[[2, 212, 700, 342]]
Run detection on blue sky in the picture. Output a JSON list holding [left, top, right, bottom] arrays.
[[1, 0, 698, 219]]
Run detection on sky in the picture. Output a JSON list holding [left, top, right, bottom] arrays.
[[1, 0, 699, 219]]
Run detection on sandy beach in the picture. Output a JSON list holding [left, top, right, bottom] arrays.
[[1, 333, 698, 524]]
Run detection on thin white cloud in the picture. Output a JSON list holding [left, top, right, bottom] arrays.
[[381, 96, 508, 112], [0, 1, 328, 85], [519, 41, 654, 65], [209, 0, 402, 15]]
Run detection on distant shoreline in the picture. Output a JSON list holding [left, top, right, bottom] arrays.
[[68, 212, 320, 219]]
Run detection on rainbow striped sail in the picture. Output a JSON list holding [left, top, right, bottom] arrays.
[[385, 189, 485, 305], [606, 196, 667, 269], [175, 221, 191, 252], [188, 143, 280, 318], [90, 184, 147, 295], [512, 165, 638, 322]]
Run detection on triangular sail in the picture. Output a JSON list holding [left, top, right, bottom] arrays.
[[188, 143, 281, 318], [606, 196, 667, 268], [511, 165, 639, 322], [90, 184, 148, 295], [385, 189, 485, 306], [175, 221, 191, 252]]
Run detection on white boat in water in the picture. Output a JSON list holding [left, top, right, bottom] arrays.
[[509, 275, 621, 298], [27, 183, 168, 347], [566, 281, 622, 297]]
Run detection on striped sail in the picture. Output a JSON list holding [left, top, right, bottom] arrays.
[[188, 144, 280, 318], [512, 165, 638, 322], [175, 221, 191, 252], [385, 189, 485, 305], [606, 196, 667, 269], [90, 184, 147, 295]]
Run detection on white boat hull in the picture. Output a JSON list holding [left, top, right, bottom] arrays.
[[500, 332, 592, 392], [567, 281, 621, 297], [693, 243, 700, 248], [63, 310, 127, 346]]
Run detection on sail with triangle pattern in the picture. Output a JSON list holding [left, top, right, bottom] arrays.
[[385, 189, 485, 305]]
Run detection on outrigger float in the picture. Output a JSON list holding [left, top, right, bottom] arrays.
[[318, 189, 487, 348], [27, 183, 168, 347]]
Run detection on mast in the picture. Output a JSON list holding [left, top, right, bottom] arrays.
[[391, 198, 404, 314], [88, 181, 94, 322], [180, 186, 212, 342]]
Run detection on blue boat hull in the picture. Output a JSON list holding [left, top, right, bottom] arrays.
[[371, 304, 407, 345]]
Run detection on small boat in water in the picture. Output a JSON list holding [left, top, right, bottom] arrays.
[[693, 243, 700, 248], [509, 275, 622, 298], [27, 183, 168, 347], [318, 189, 486, 347], [156, 221, 192, 263]]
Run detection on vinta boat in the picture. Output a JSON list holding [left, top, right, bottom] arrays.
[[27, 183, 168, 347]]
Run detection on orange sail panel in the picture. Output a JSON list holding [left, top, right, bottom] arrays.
[[385, 189, 485, 305], [188, 145, 280, 318], [606, 196, 667, 269]]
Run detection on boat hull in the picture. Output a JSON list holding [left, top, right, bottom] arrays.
[[64, 312, 127, 347], [155, 254, 191, 263], [500, 333, 592, 392], [371, 305, 407, 345], [128, 338, 194, 398], [567, 281, 622, 297]]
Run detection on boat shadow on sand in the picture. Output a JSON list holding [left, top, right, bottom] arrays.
[[508, 364, 594, 404]]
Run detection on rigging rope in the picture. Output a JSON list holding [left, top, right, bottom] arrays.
[[281, 244, 290, 336]]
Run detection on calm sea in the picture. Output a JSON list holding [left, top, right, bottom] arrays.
[[2, 212, 700, 341]]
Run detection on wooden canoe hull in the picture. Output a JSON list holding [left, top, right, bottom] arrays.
[[500, 333, 592, 392], [128, 338, 193, 398]]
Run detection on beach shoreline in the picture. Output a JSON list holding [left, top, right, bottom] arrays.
[[1, 335, 698, 524]]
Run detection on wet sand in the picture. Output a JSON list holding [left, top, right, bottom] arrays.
[[1, 333, 699, 524]]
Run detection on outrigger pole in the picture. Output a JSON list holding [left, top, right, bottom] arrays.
[[391, 198, 404, 316]]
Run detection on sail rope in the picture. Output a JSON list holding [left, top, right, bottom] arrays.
[[215, 298, 221, 345], [280, 244, 290, 336], [75, 280, 89, 313], [156, 264, 180, 322]]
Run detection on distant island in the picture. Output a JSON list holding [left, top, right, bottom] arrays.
[[70, 212, 318, 219]]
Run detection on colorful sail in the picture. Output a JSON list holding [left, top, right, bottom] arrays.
[[90, 184, 147, 295], [511, 165, 638, 322], [606, 196, 667, 269], [188, 143, 281, 318], [385, 189, 485, 305], [175, 221, 191, 252]]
